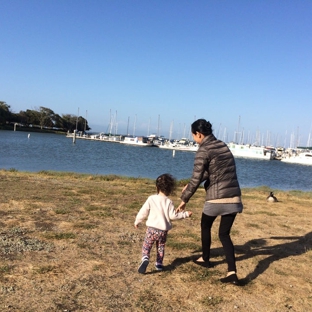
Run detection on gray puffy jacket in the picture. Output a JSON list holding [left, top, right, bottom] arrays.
[[180, 134, 241, 203]]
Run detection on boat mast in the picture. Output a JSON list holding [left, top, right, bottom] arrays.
[[127, 117, 130, 136], [307, 128, 311, 147], [223, 127, 227, 143], [284, 130, 287, 149], [157, 115, 160, 137], [147, 117, 150, 136], [309, 123, 312, 147], [133, 114, 136, 136], [296, 126, 300, 148], [115, 110, 118, 135], [217, 123, 221, 139], [109, 109, 113, 135], [240, 128, 244, 144], [76, 107, 79, 131], [233, 115, 240, 143], [169, 120, 173, 140]]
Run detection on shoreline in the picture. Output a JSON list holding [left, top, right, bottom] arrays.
[[1, 169, 312, 194]]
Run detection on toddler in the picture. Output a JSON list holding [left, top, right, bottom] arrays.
[[134, 173, 192, 273]]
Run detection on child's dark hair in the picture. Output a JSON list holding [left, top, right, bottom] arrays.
[[191, 119, 213, 135], [156, 173, 176, 196]]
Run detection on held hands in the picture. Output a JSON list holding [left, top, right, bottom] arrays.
[[176, 184, 188, 212], [176, 201, 186, 212]]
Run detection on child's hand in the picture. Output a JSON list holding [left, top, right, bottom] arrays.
[[134, 224, 139, 229], [187, 211, 192, 217]]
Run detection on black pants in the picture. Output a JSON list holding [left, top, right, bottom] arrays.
[[201, 212, 237, 272]]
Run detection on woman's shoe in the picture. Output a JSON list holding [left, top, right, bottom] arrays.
[[193, 257, 213, 268], [220, 274, 239, 285]]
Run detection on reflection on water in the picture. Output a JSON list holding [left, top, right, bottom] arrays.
[[1, 130, 312, 191]]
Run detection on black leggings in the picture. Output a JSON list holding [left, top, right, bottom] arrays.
[[201, 213, 237, 272]]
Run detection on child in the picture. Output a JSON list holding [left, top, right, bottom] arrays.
[[134, 173, 192, 274]]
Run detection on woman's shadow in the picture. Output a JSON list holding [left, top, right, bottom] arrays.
[[235, 231, 312, 284], [168, 231, 312, 285]]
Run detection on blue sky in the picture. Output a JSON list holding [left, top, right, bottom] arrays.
[[1, 0, 312, 147]]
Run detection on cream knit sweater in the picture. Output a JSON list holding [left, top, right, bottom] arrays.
[[134, 194, 190, 231]]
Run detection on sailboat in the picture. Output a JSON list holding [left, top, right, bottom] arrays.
[[120, 114, 155, 147]]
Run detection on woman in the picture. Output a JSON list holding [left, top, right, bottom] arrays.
[[177, 119, 243, 285]]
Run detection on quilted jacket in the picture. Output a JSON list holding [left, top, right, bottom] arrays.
[[180, 134, 241, 203]]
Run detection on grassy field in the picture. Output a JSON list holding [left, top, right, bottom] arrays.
[[0, 170, 311, 312]]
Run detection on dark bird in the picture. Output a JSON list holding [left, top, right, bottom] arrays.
[[267, 192, 278, 202]]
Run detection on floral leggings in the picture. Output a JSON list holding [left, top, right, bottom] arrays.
[[142, 227, 168, 265]]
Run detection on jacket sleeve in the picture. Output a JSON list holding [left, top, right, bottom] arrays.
[[134, 198, 150, 226], [180, 147, 209, 203]]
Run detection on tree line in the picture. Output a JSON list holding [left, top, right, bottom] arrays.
[[0, 101, 90, 132]]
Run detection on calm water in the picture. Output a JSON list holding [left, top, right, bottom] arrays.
[[1, 130, 312, 191]]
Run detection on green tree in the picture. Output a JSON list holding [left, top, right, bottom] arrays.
[[1, 103, 91, 132], [61, 114, 77, 131], [38, 106, 55, 129], [53, 113, 64, 129], [23, 109, 41, 126], [17, 110, 29, 125], [0, 101, 12, 125]]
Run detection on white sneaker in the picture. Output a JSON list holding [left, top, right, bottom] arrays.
[[155, 264, 163, 271]]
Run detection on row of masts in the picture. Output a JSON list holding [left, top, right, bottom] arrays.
[[230, 115, 312, 148], [75, 109, 311, 149]]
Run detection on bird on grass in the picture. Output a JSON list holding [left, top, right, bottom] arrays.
[[267, 192, 278, 202]]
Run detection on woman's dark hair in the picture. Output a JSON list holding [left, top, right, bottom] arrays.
[[156, 173, 176, 196], [191, 119, 213, 135]]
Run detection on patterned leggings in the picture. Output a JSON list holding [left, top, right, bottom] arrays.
[[142, 227, 168, 265]]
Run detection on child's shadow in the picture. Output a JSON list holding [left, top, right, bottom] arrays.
[[168, 231, 312, 285], [165, 255, 195, 271], [143, 256, 194, 274]]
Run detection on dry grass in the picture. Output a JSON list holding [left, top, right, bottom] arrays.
[[0, 170, 311, 312]]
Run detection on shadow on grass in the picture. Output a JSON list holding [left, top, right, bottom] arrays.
[[166, 252, 225, 272], [140, 256, 195, 275], [166, 255, 195, 271], [235, 231, 312, 285], [167, 232, 312, 286]]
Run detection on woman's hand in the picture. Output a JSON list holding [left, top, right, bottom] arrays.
[[176, 201, 186, 212], [181, 184, 188, 193]]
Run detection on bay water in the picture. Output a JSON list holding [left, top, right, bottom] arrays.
[[1, 130, 311, 191]]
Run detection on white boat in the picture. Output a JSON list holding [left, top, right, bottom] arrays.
[[147, 134, 165, 146], [120, 136, 155, 147], [281, 152, 312, 165], [158, 138, 198, 152], [66, 131, 122, 143], [228, 143, 275, 160]]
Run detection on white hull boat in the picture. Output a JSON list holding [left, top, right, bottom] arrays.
[[158, 139, 198, 152], [120, 136, 155, 147], [281, 152, 312, 165], [228, 143, 274, 160], [158, 144, 198, 152]]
